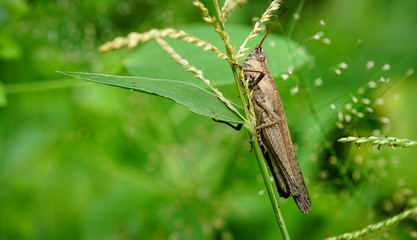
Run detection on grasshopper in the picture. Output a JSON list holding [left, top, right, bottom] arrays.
[[242, 8, 311, 214]]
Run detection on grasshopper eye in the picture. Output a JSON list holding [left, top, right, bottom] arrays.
[[257, 51, 266, 62]]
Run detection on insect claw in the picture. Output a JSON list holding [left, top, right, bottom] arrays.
[[248, 143, 253, 153]]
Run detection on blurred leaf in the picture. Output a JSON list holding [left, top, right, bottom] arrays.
[[58, 71, 245, 123], [125, 23, 312, 87], [0, 0, 28, 17], [0, 38, 22, 60], [83, 189, 143, 239], [0, 81, 6, 106]]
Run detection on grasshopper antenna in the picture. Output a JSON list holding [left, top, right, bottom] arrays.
[[259, 6, 288, 47]]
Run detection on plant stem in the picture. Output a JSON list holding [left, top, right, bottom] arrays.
[[338, 136, 417, 148], [253, 138, 291, 240], [212, 0, 251, 126], [326, 206, 417, 240]]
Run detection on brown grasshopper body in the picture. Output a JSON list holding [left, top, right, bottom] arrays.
[[242, 12, 311, 214]]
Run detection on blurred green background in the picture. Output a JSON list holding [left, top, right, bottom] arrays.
[[1, 0, 417, 239]]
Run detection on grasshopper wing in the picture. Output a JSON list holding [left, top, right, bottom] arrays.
[[273, 90, 311, 214]]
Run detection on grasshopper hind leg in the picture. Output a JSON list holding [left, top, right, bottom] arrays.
[[260, 133, 291, 198]]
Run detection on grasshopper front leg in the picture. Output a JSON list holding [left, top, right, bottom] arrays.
[[243, 69, 265, 88]]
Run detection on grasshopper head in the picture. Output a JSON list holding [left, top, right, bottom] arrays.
[[254, 44, 266, 62]]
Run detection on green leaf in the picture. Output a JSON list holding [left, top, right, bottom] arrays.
[[125, 23, 312, 87], [58, 72, 245, 124]]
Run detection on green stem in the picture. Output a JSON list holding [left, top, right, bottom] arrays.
[[338, 136, 417, 148], [326, 206, 417, 240], [253, 139, 291, 240], [231, 67, 250, 120], [213, 0, 250, 125], [287, 0, 305, 39]]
